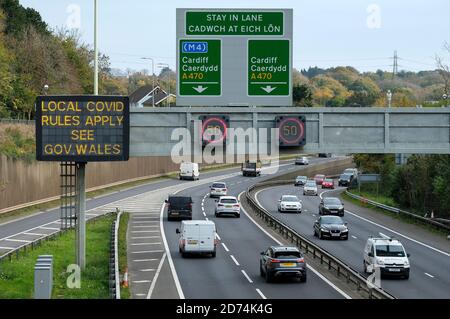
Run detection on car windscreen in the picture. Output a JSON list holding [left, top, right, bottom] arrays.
[[321, 216, 343, 224], [220, 198, 237, 204], [282, 196, 299, 202], [375, 245, 406, 257], [245, 163, 256, 169], [212, 183, 226, 188], [169, 197, 192, 207], [274, 251, 301, 259], [344, 169, 355, 174], [324, 198, 341, 205], [305, 182, 316, 187], [340, 174, 351, 180], [324, 179, 333, 183]]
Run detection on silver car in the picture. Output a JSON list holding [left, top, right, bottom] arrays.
[[210, 182, 227, 198], [215, 196, 240, 218], [303, 180, 318, 196]]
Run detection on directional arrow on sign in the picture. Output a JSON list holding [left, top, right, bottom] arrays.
[[261, 86, 277, 93], [193, 85, 208, 93]]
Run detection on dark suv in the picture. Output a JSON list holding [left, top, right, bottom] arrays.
[[259, 246, 307, 283], [165, 195, 193, 221]]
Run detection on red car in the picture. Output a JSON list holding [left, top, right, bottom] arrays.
[[321, 178, 335, 189], [314, 174, 325, 185]]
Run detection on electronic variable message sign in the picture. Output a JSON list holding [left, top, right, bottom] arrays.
[[35, 96, 129, 162], [179, 39, 221, 96], [200, 115, 229, 145], [177, 8, 293, 106], [276, 116, 306, 147]]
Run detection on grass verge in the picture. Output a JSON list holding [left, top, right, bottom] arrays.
[[118, 212, 130, 299], [341, 191, 449, 237], [0, 214, 115, 299]]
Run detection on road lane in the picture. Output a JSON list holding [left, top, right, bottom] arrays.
[[256, 184, 450, 299]]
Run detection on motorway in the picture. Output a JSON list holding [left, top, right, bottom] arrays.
[[255, 184, 450, 299], [0, 156, 349, 299], [163, 163, 348, 299]]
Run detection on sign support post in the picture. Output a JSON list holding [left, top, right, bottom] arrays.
[[76, 162, 86, 270]]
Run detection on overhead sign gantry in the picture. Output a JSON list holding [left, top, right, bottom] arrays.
[[176, 8, 293, 106]]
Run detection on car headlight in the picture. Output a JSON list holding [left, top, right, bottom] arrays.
[[320, 228, 330, 232], [341, 229, 348, 232], [376, 259, 384, 265], [404, 261, 409, 266]]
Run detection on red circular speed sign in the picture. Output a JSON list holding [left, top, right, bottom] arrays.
[[277, 116, 306, 146], [202, 116, 228, 144]]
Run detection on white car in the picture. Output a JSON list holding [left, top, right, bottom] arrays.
[[295, 157, 309, 165], [303, 180, 318, 196], [209, 182, 227, 198], [277, 195, 302, 213], [363, 235, 410, 279], [215, 196, 240, 218]]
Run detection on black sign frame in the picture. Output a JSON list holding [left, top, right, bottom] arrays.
[[275, 115, 306, 147], [35, 95, 130, 162]]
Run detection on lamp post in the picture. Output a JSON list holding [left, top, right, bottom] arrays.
[[157, 63, 171, 107], [386, 90, 392, 108], [94, 0, 98, 95], [141, 57, 155, 107]]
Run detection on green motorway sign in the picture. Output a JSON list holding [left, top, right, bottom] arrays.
[[248, 40, 290, 96], [186, 11, 284, 36], [179, 39, 221, 96]]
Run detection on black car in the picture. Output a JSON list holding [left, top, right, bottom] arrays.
[[165, 195, 193, 221], [319, 197, 345, 216], [314, 215, 349, 240], [294, 176, 308, 186], [338, 173, 352, 187], [260, 246, 307, 283], [318, 153, 332, 158]]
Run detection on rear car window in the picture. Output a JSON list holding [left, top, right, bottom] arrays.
[[169, 196, 192, 204], [220, 198, 237, 204], [274, 251, 301, 259], [212, 183, 226, 188]]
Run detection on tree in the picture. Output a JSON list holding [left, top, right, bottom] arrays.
[[293, 84, 312, 107], [347, 77, 381, 106], [311, 75, 351, 107], [435, 42, 450, 96]]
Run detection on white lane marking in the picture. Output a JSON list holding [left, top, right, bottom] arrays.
[[256, 288, 267, 299], [131, 242, 162, 246], [23, 232, 46, 236], [140, 269, 156, 272], [132, 236, 160, 239], [146, 252, 167, 299], [133, 259, 158, 262], [312, 214, 316, 217], [132, 230, 159, 233], [133, 280, 151, 283], [241, 270, 253, 283], [202, 212, 206, 217], [38, 227, 60, 231], [230, 255, 240, 266], [135, 293, 146, 297], [215, 233, 221, 240], [205, 217, 209, 221], [425, 273, 434, 278], [239, 191, 352, 300], [159, 201, 185, 299], [132, 221, 158, 224], [351, 235, 357, 239], [133, 225, 159, 228], [4, 238, 31, 243], [0, 246, 14, 250], [131, 250, 165, 254], [221, 243, 230, 252]]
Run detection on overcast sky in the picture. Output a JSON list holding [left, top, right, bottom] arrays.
[[19, 0, 450, 74]]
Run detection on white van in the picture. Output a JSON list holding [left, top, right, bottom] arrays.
[[363, 235, 410, 279], [176, 220, 217, 258], [179, 162, 199, 180]]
